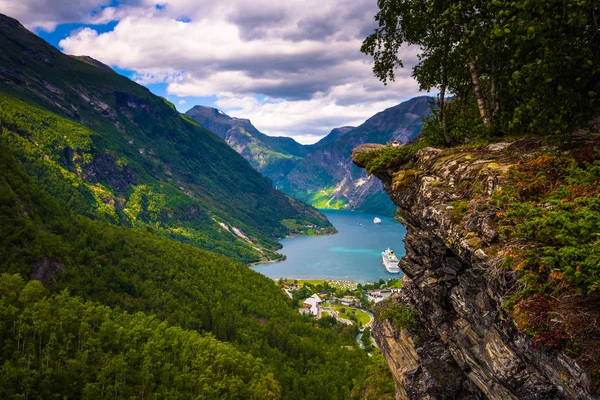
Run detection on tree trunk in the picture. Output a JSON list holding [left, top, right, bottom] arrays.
[[468, 57, 491, 127], [490, 77, 500, 118], [490, 61, 500, 118], [439, 83, 450, 145], [439, 39, 450, 145]]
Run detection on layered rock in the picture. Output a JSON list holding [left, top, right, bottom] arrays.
[[352, 138, 597, 399]]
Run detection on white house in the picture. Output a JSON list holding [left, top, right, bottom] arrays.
[[302, 294, 322, 318]]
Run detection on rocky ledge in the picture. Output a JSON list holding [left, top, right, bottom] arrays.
[[352, 136, 599, 400]]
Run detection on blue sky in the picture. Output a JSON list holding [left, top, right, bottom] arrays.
[[0, 0, 423, 143]]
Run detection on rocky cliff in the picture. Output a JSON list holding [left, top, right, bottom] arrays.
[[352, 136, 600, 400]]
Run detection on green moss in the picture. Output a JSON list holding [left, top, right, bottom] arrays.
[[355, 143, 425, 174], [448, 200, 469, 223], [392, 169, 417, 190]]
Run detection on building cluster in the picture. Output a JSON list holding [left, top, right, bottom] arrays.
[[365, 288, 400, 304]]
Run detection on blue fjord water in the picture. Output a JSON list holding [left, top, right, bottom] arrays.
[[252, 209, 406, 283]]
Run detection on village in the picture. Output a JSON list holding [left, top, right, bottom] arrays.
[[276, 278, 402, 350]]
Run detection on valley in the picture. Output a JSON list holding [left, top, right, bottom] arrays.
[[252, 209, 407, 283], [186, 97, 432, 216], [0, 0, 598, 398]]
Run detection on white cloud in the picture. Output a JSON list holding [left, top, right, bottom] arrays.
[[0, 0, 426, 142], [177, 99, 186, 105], [213, 91, 419, 142], [0, 0, 111, 31]]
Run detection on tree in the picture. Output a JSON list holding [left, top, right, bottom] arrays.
[[362, 0, 600, 140], [361, 327, 372, 350]]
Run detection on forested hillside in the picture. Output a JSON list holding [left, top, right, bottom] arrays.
[[0, 146, 376, 398], [0, 275, 279, 399], [0, 13, 331, 264], [0, 12, 395, 399]]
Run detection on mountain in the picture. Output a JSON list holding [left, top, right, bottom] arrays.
[[278, 96, 432, 215], [187, 99, 431, 216], [312, 126, 355, 148], [186, 105, 310, 182], [0, 14, 333, 264], [0, 13, 377, 399]]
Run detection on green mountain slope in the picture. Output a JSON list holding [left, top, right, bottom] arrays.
[[186, 105, 309, 182], [279, 96, 432, 215], [0, 13, 332, 264], [0, 142, 370, 399], [0, 14, 389, 398], [0, 275, 278, 399]]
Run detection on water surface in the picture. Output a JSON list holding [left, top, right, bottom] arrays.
[[252, 209, 406, 283]]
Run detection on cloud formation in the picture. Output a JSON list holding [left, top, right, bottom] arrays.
[[0, 0, 424, 142]]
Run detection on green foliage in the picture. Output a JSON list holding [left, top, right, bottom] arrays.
[[495, 152, 600, 295], [420, 96, 492, 147], [363, 0, 600, 141], [0, 147, 371, 399], [0, 275, 279, 399], [349, 349, 396, 400], [361, 327, 373, 349], [387, 279, 403, 289], [375, 303, 419, 331], [332, 306, 371, 327], [355, 143, 425, 174], [448, 200, 469, 223]]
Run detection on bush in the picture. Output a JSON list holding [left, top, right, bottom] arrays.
[[376, 303, 419, 330]]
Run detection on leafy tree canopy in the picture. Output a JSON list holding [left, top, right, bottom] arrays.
[[362, 0, 600, 145]]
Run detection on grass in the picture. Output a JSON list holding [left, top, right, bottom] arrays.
[[294, 187, 349, 210], [279, 279, 358, 289], [280, 219, 303, 230], [296, 279, 326, 286]]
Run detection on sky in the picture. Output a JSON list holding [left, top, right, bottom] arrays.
[[0, 0, 424, 144]]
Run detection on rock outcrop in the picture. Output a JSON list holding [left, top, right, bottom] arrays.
[[352, 137, 598, 400]]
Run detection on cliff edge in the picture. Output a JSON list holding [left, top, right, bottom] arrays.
[[352, 135, 600, 399]]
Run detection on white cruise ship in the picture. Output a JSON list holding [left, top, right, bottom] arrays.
[[373, 217, 382, 224], [382, 248, 401, 273]]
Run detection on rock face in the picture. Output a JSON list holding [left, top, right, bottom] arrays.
[[352, 138, 597, 399]]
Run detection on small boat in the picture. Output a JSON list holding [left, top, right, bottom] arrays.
[[382, 248, 401, 273], [373, 217, 382, 224]]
